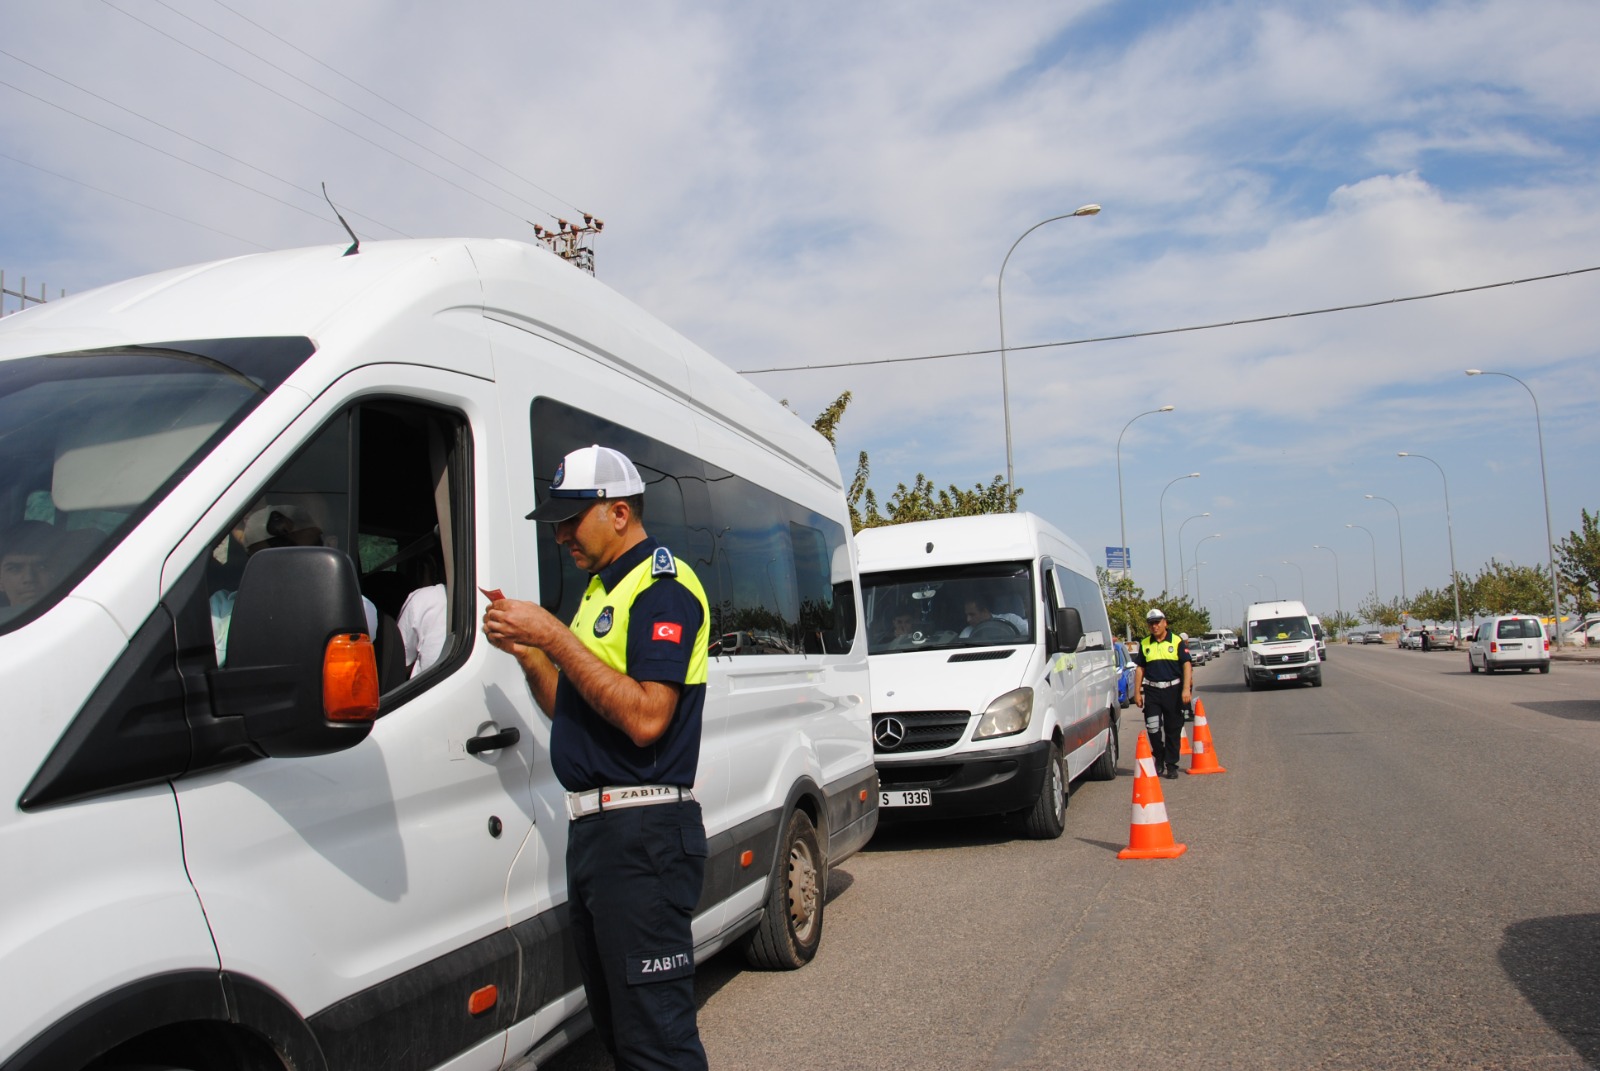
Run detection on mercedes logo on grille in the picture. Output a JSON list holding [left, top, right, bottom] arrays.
[[874, 716, 907, 750]]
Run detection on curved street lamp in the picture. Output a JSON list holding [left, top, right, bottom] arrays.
[[1466, 370, 1560, 632], [1398, 451, 1462, 635], [1365, 493, 1408, 622], [1280, 559, 1306, 603], [1346, 523, 1380, 611], [1256, 573, 1279, 600], [996, 204, 1102, 492], [1115, 404, 1173, 594], [1159, 472, 1200, 593], [1312, 544, 1343, 625], [1177, 511, 1212, 597], [1193, 533, 1221, 608]]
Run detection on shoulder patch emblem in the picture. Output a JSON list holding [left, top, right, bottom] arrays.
[[593, 606, 614, 637], [651, 546, 677, 577]]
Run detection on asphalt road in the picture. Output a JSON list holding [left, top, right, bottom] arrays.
[[541, 646, 1600, 1071]]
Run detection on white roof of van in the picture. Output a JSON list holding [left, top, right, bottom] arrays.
[[855, 512, 1092, 574], [0, 238, 837, 487]]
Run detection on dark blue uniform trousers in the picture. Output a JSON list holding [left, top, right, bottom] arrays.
[[1142, 684, 1185, 769], [567, 799, 708, 1071]]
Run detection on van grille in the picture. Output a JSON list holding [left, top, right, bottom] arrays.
[[1262, 650, 1311, 666], [873, 710, 970, 754]]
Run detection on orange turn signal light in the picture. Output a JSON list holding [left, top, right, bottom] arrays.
[[324, 633, 380, 721], [468, 984, 498, 1016], [740, 850, 754, 868]]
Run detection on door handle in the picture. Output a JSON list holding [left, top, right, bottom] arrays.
[[466, 726, 521, 755]]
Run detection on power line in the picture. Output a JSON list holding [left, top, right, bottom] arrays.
[[149, 0, 569, 223], [0, 149, 270, 248], [0, 48, 409, 238], [738, 264, 1600, 376], [208, 0, 587, 218], [99, 0, 546, 230]]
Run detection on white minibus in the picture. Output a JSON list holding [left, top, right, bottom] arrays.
[[855, 513, 1119, 839], [0, 239, 876, 1071]]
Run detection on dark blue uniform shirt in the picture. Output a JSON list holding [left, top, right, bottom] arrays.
[[550, 538, 706, 792]]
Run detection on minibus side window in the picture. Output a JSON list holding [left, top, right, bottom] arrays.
[[205, 401, 473, 702]]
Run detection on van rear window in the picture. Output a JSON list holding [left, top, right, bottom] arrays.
[[0, 338, 312, 634], [1496, 619, 1543, 639]]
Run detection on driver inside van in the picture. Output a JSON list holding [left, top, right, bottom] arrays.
[[959, 594, 1026, 639]]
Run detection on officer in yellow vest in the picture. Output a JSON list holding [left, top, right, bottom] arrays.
[[1132, 606, 1192, 779], [483, 444, 710, 1071]]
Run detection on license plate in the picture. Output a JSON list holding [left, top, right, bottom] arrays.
[[880, 789, 931, 807], [1276, 673, 1296, 681]]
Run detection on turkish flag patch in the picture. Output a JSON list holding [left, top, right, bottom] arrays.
[[653, 622, 684, 644]]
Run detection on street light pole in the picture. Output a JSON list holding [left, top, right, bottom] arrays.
[[1159, 472, 1200, 594], [1346, 523, 1380, 613], [996, 204, 1102, 494], [1312, 544, 1343, 625], [1257, 573, 1279, 600], [1280, 560, 1306, 603], [1398, 452, 1462, 636], [1178, 512, 1211, 597], [1116, 404, 1174, 594], [1364, 494, 1407, 622], [1466, 370, 1560, 634], [1194, 533, 1221, 609]]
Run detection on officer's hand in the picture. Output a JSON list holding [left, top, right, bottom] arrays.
[[1133, 691, 1142, 707], [483, 599, 564, 653], [1181, 688, 1192, 706]]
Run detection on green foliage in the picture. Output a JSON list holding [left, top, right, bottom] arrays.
[[1467, 559, 1553, 617], [1320, 611, 1360, 638], [1407, 584, 1460, 625], [1095, 568, 1209, 640], [807, 393, 1021, 533], [1358, 594, 1408, 628], [1557, 507, 1600, 614]]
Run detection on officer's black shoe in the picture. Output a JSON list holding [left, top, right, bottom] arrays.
[[1161, 765, 1178, 779]]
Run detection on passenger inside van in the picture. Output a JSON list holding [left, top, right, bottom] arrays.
[[0, 521, 55, 610]]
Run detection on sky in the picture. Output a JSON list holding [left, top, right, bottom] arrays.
[[2, 0, 1597, 625]]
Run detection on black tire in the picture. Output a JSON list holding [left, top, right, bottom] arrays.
[[1484, 662, 1495, 674], [1469, 656, 1479, 673], [1021, 742, 1067, 839], [1540, 663, 1551, 673], [1243, 673, 1256, 691], [1087, 722, 1119, 781], [742, 808, 824, 970], [1311, 675, 1323, 688]]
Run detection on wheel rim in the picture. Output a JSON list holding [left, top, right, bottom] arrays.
[[1051, 756, 1065, 821], [787, 836, 820, 944]]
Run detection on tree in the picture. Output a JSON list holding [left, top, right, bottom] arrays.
[[1467, 559, 1550, 617], [799, 391, 1020, 533], [1358, 594, 1407, 628], [1407, 585, 1459, 625], [1321, 610, 1360, 638], [1096, 568, 1209, 641], [1557, 507, 1600, 614]]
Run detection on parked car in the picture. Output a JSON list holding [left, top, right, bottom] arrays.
[[1399, 629, 1424, 649], [1114, 640, 1135, 707], [1420, 627, 1456, 651], [1558, 615, 1600, 647], [1358, 630, 1385, 644], [1186, 635, 1210, 665], [1467, 614, 1551, 674]]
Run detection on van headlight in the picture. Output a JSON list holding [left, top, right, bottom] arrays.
[[974, 687, 1032, 739]]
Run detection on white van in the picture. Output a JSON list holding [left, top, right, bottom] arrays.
[[1203, 628, 1238, 650], [1308, 615, 1327, 661], [0, 239, 877, 1071], [1243, 600, 1323, 689], [855, 513, 1119, 839]]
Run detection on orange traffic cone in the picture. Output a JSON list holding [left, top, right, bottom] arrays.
[[1187, 697, 1227, 775], [1179, 726, 1192, 755], [1117, 731, 1188, 859]]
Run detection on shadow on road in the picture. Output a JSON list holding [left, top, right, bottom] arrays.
[[1498, 913, 1600, 1068], [1514, 699, 1600, 722]]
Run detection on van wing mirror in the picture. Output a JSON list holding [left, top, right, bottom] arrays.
[[211, 546, 379, 758], [1054, 607, 1085, 655]]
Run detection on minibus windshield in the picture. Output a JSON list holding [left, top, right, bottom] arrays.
[[1249, 616, 1313, 644], [862, 561, 1034, 654], [0, 338, 312, 634]]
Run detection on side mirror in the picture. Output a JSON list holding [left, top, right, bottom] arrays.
[[1054, 607, 1085, 655], [211, 547, 379, 758]]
